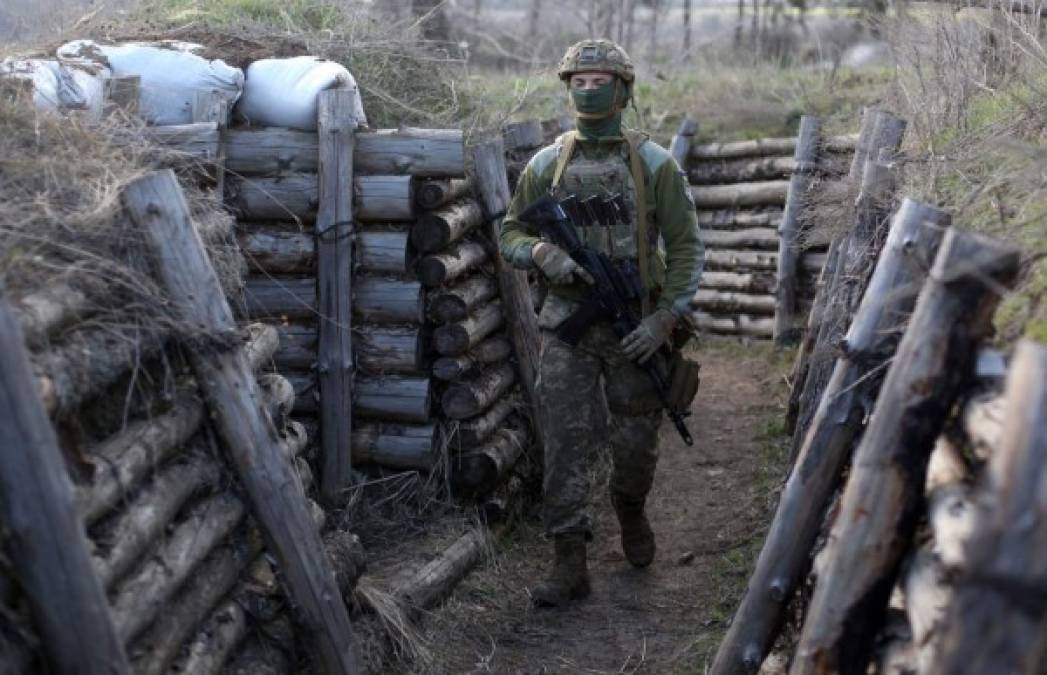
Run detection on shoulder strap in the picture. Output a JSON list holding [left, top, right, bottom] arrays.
[[550, 131, 579, 190], [623, 129, 651, 317]]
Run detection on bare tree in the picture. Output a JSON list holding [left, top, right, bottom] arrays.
[[600, 2, 616, 39], [647, 0, 662, 62], [528, 0, 542, 39], [412, 0, 450, 42], [683, 0, 692, 56]]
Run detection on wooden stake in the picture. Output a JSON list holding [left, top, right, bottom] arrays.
[[668, 117, 698, 168], [790, 229, 1019, 675], [710, 199, 950, 675], [121, 169, 362, 674], [929, 340, 1047, 675], [774, 115, 820, 345], [471, 139, 541, 466], [316, 89, 357, 503], [0, 298, 130, 674]]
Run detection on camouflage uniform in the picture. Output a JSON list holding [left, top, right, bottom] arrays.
[[500, 69, 704, 538]]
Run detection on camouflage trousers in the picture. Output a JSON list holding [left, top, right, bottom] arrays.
[[536, 322, 663, 537]]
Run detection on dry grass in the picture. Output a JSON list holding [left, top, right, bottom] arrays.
[[880, 4, 1047, 342], [0, 91, 241, 344]]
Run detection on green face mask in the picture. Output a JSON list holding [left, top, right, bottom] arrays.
[[570, 81, 618, 117]]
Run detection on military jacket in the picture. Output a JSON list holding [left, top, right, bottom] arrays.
[[500, 132, 704, 323]]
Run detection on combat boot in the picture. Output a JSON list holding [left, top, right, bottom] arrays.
[[531, 532, 590, 607], [612, 494, 655, 568]]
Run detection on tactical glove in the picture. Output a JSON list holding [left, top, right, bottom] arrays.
[[620, 309, 676, 364], [532, 242, 594, 286]]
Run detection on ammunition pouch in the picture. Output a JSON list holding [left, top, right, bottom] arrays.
[[666, 351, 701, 412]]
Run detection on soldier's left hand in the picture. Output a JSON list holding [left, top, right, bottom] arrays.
[[620, 309, 676, 364]]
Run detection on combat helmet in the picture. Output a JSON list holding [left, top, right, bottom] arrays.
[[557, 39, 635, 83]]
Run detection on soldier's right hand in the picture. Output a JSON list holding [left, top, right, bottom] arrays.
[[531, 242, 595, 285]]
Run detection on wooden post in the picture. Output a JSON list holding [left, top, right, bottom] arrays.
[[104, 75, 139, 116], [788, 111, 906, 447], [315, 89, 357, 504], [668, 117, 698, 169], [471, 139, 542, 466], [0, 299, 130, 674], [193, 91, 230, 195], [121, 169, 362, 674], [710, 199, 950, 675], [790, 229, 1019, 675], [773, 115, 820, 345], [929, 340, 1047, 675]]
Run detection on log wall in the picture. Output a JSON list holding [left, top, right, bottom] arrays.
[[674, 122, 859, 339]]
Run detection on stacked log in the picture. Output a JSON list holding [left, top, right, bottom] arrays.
[[678, 121, 860, 338], [232, 118, 467, 476]]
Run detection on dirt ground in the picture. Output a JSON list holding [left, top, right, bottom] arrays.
[[404, 341, 794, 674]]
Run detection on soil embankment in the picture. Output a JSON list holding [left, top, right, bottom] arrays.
[[411, 343, 792, 674]]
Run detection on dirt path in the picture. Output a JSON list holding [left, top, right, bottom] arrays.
[[409, 343, 792, 674]]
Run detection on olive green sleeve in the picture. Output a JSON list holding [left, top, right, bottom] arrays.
[[499, 159, 551, 269], [652, 160, 704, 317]]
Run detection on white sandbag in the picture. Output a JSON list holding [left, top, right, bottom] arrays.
[[62, 60, 111, 119], [0, 58, 105, 114], [236, 56, 367, 131], [57, 40, 243, 125]]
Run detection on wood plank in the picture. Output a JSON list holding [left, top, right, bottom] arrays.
[[691, 180, 790, 208], [121, 169, 363, 674], [0, 298, 130, 674]]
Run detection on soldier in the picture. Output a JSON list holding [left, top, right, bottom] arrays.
[[500, 39, 704, 607]]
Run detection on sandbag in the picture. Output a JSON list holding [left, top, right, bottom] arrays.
[[236, 56, 367, 131], [0, 58, 81, 110], [57, 40, 243, 125]]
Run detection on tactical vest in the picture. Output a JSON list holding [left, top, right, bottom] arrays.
[[549, 130, 665, 316]]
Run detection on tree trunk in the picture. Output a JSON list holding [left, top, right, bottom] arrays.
[[704, 249, 778, 271], [696, 209, 783, 230], [225, 127, 465, 177], [789, 229, 1019, 675], [710, 199, 951, 675], [0, 298, 130, 675], [428, 274, 499, 323], [351, 422, 437, 470], [432, 335, 513, 381], [410, 198, 485, 253], [238, 228, 315, 274], [355, 324, 426, 374], [929, 340, 1047, 675], [503, 120, 545, 152], [415, 177, 474, 210], [774, 115, 820, 345], [394, 528, 488, 614], [700, 228, 779, 250], [77, 324, 278, 525], [454, 428, 528, 495], [692, 312, 774, 338], [354, 277, 426, 324], [447, 394, 518, 448], [356, 230, 412, 275], [691, 181, 789, 209], [122, 170, 363, 673], [441, 363, 517, 419], [692, 290, 776, 315], [355, 375, 432, 423], [227, 173, 413, 223], [432, 301, 504, 356], [700, 271, 775, 294], [416, 241, 489, 287]]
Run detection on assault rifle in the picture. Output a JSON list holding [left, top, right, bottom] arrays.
[[520, 193, 694, 446]]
